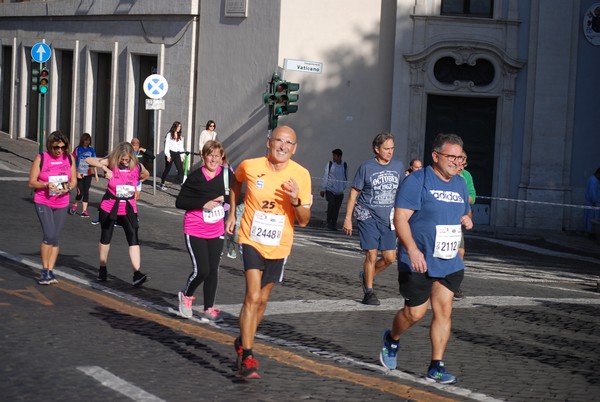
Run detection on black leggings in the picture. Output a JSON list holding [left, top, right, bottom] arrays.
[[99, 209, 140, 246], [161, 152, 184, 185], [75, 175, 93, 202], [182, 234, 224, 310]]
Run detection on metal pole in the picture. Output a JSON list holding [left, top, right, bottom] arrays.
[[37, 62, 45, 154], [38, 93, 45, 154], [153, 109, 158, 195]]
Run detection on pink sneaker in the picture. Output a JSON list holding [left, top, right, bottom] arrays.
[[200, 307, 223, 322], [178, 291, 195, 318]]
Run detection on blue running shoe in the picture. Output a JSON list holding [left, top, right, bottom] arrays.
[[38, 269, 50, 285], [379, 329, 399, 370], [47, 270, 58, 284], [427, 361, 457, 384]]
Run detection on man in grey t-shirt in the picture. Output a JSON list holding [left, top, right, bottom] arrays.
[[343, 133, 404, 305]]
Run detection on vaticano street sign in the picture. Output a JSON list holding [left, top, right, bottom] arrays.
[[284, 58, 323, 74]]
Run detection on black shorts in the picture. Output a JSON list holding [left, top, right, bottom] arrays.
[[398, 270, 464, 307], [241, 244, 286, 288]]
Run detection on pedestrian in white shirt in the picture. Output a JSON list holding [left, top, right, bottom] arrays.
[[159, 121, 185, 190], [198, 120, 217, 158]]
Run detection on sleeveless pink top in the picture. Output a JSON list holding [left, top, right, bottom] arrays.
[[100, 165, 140, 215], [34, 152, 72, 209]]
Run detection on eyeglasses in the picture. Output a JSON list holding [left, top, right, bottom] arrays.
[[52, 145, 67, 151], [269, 137, 296, 146], [209, 124, 215, 128], [436, 152, 466, 163]]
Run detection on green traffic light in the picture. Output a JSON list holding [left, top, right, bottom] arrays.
[[31, 68, 40, 92], [38, 68, 50, 94], [286, 82, 300, 92]]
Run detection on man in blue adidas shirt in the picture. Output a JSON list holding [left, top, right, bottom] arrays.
[[379, 133, 473, 385], [320, 148, 348, 231]]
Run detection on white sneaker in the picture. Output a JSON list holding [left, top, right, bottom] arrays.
[[200, 307, 223, 322], [178, 291, 195, 318]]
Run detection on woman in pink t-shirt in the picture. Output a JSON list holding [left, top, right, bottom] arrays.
[[86, 142, 150, 286], [28, 131, 77, 285], [175, 140, 232, 322]]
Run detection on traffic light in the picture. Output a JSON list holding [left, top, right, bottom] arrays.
[[273, 81, 300, 116], [31, 67, 40, 92], [283, 81, 299, 114], [38, 67, 50, 94], [273, 80, 287, 117]]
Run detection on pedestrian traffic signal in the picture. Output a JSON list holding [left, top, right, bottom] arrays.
[[38, 67, 50, 94], [31, 67, 40, 92]]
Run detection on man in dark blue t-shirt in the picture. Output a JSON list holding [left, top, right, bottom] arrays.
[[379, 133, 473, 385]]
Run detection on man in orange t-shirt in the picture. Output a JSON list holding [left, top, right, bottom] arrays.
[[226, 125, 312, 380]]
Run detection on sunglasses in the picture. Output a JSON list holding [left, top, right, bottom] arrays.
[[52, 145, 67, 151]]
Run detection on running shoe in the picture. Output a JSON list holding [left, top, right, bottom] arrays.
[[158, 184, 167, 191], [453, 289, 464, 301], [38, 269, 50, 285], [362, 291, 380, 306], [178, 291, 195, 318], [47, 270, 59, 284], [91, 219, 100, 225], [238, 356, 260, 380], [379, 329, 399, 370], [132, 271, 148, 286], [359, 271, 367, 294], [68, 205, 77, 215], [80, 211, 89, 218], [426, 361, 457, 384], [233, 337, 243, 370], [98, 266, 107, 281], [200, 307, 223, 323]]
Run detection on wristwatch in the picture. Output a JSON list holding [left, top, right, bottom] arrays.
[[291, 198, 301, 207]]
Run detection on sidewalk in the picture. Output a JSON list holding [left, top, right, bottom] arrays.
[[2, 132, 599, 260]]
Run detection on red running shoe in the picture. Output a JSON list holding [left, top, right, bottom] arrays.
[[233, 337, 243, 370], [238, 356, 260, 380]]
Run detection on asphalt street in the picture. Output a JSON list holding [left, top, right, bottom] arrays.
[[1, 134, 600, 401]]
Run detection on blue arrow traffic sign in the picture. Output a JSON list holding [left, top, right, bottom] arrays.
[[31, 43, 52, 63]]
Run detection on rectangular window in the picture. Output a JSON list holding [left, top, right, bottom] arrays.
[[441, 0, 493, 18]]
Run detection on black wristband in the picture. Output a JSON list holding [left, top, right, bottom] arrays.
[[291, 198, 301, 207]]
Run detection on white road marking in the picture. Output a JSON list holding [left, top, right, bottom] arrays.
[[469, 235, 600, 265], [215, 295, 600, 316], [0, 176, 29, 181], [77, 366, 165, 402]]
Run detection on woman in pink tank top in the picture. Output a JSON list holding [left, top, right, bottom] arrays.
[[86, 142, 150, 286], [28, 131, 77, 285]]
